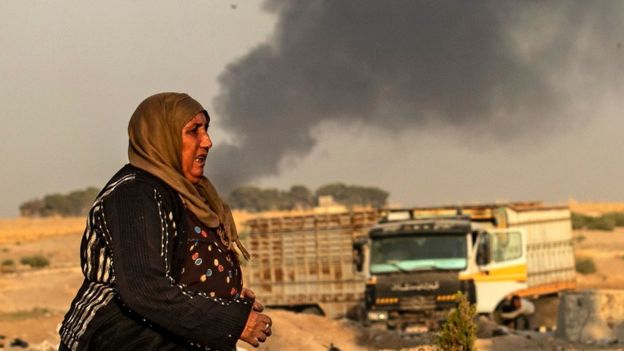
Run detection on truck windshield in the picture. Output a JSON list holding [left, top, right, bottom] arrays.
[[370, 234, 467, 274]]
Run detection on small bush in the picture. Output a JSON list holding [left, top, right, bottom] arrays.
[[435, 292, 476, 351], [604, 212, 624, 227], [572, 212, 619, 231], [20, 254, 50, 268], [1, 259, 16, 273], [575, 257, 597, 275], [5, 307, 51, 320], [572, 213, 591, 230], [587, 216, 616, 231]]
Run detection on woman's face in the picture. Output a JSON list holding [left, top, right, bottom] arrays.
[[181, 113, 212, 184]]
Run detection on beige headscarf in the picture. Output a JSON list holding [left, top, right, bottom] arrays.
[[127, 92, 249, 261]]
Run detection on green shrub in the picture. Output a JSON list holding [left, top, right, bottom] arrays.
[[5, 307, 51, 320], [1, 259, 16, 273], [20, 254, 50, 268], [435, 292, 476, 351], [573, 235, 586, 244], [575, 257, 597, 275], [587, 216, 616, 231], [572, 212, 619, 231], [572, 213, 591, 230], [604, 212, 624, 227]]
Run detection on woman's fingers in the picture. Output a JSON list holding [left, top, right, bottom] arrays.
[[253, 300, 264, 312], [258, 314, 272, 329], [248, 337, 260, 348], [241, 287, 256, 299], [240, 311, 272, 347], [242, 288, 264, 312]]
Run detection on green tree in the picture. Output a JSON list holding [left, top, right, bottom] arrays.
[[65, 187, 100, 216], [261, 188, 290, 211], [228, 183, 389, 211], [435, 292, 477, 351], [19, 198, 45, 217], [575, 257, 597, 274], [316, 183, 388, 208], [288, 185, 314, 209], [19, 187, 100, 217], [41, 194, 71, 216], [604, 212, 624, 227], [228, 186, 266, 212]]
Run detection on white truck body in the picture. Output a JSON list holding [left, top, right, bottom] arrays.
[[464, 205, 576, 313]]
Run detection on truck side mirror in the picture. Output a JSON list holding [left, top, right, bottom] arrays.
[[476, 235, 491, 266]]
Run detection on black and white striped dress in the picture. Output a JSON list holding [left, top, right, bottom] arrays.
[[59, 165, 252, 351]]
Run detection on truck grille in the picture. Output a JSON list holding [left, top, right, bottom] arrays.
[[398, 295, 436, 310]]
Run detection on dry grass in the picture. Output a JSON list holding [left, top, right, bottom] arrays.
[[0, 212, 305, 245], [0, 217, 85, 245], [569, 200, 624, 216], [0, 212, 288, 245], [0, 207, 370, 245]]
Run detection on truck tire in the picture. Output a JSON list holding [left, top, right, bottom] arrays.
[[301, 306, 324, 316]]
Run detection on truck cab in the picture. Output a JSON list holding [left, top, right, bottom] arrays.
[[364, 217, 476, 331], [364, 203, 575, 331]]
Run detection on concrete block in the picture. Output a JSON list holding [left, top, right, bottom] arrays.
[[556, 289, 624, 344]]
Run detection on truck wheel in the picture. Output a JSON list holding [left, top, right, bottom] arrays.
[[301, 306, 324, 316]]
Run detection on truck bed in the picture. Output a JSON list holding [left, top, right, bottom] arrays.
[[242, 211, 378, 308], [504, 206, 576, 295]]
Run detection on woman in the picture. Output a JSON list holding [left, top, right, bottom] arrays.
[[59, 93, 271, 350]]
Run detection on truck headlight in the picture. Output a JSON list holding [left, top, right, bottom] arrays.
[[367, 311, 388, 321]]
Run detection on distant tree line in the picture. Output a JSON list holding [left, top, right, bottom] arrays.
[[19, 182, 390, 216], [19, 187, 100, 217], [572, 212, 624, 231], [227, 182, 389, 212]]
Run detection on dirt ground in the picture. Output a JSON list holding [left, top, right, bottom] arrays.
[[1, 228, 623, 350], [573, 228, 624, 290]]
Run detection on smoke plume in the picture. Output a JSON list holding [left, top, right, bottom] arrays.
[[210, 1, 624, 191]]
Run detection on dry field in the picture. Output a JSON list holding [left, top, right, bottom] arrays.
[[0, 211, 301, 245], [0, 217, 85, 245], [568, 201, 624, 216], [1, 218, 623, 350]]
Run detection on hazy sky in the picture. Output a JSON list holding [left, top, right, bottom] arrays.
[[1, 1, 623, 217]]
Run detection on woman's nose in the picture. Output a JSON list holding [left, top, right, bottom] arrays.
[[201, 132, 213, 149]]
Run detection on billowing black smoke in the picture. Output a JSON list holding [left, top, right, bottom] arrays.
[[210, 1, 623, 190]]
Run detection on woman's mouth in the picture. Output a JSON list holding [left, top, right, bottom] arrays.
[[195, 154, 207, 165]]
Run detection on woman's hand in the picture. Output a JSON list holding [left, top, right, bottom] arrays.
[[240, 310, 272, 348], [241, 288, 264, 312]]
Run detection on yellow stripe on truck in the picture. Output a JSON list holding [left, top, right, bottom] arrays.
[[459, 264, 527, 282]]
